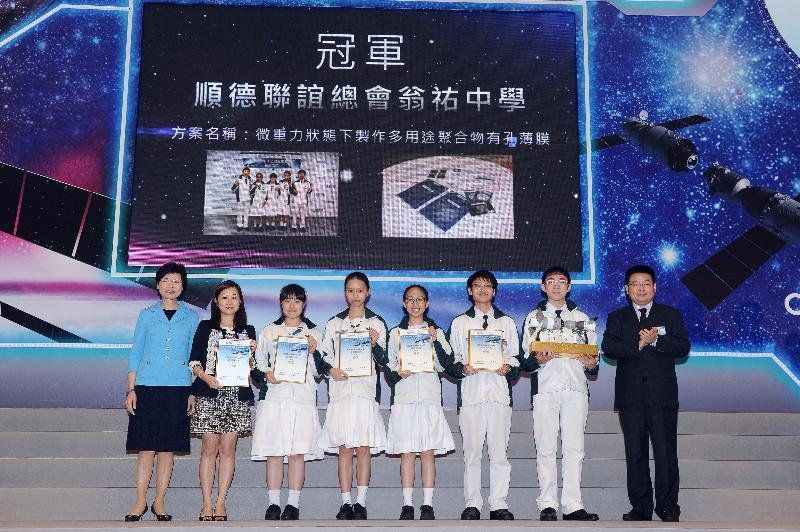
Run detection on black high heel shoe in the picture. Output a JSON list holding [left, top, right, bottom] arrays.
[[123, 502, 147, 522], [150, 503, 172, 521]]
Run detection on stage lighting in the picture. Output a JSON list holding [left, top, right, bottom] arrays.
[[622, 117, 699, 171], [703, 163, 800, 246]]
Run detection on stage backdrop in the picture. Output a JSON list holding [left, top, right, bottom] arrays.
[[0, 0, 798, 411]]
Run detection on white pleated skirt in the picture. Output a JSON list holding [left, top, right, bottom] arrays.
[[319, 396, 387, 454], [386, 402, 455, 455], [251, 399, 324, 462]]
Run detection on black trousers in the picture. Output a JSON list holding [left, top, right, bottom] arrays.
[[618, 400, 680, 516]]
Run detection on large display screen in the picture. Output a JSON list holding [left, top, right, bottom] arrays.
[[128, 4, 585, 271]]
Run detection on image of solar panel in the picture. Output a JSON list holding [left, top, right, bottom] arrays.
[[397, 179, 448, 209], [681, 221, 789, 310], [418, 192, 470, 232]]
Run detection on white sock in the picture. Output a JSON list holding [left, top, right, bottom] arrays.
[[423, 487, 434, 506], [356, 485, 368, 506], [402, 488, 413, 506], [268, 490, 280, 506], [341, 492, 352, 505], [287, 490, 300, 508]]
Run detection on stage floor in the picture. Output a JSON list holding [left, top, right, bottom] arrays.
[[1, 520, 798, 531]]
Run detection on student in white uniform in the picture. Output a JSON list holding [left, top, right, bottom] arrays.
[[520, 266, 599, 522], [231, 167, 252, 229], [277, 170, 292, 231], [443, 270, 519, 521], [290, 169, 313, 233], [249, 173, 267, 231], [385, 284, 455, 521], [318, 271, 388, 520], [250, 284, 328, 521], [264, 173, 280, 231]]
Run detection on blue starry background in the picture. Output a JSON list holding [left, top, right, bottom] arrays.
[[0, 0, 798, 408]]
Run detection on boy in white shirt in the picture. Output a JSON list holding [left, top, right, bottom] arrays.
[[520, 266, 599, 521], [444, 270, 519, 521]]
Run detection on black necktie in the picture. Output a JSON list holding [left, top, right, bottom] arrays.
[[482, 315, 488, 329], [639, 308, 647, 323], [555, 309, 562, 327]]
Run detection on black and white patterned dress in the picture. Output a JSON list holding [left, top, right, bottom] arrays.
[[189, 322, 255, 435]]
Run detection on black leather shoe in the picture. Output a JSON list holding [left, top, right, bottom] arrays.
[[352, 502, 367, 520], [656, 508, 680, 522], [335, 503, 353, 520], [399, 505, 414, 520], [540, 507, 558, 521], [564, 508, 599, 521], [623, 509, 652, 521], [420, 505, 435, 520], [150, 504, 172, 521], [460, 506, 480, 520], [489, 508, 515, 520], [264, 503, 281, 520], [281, 504, 299, 520], [124, 503, 147, 522]]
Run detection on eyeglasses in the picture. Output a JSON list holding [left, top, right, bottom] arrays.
[[471, 283, 493, 289], [628, 282, 653, 288], [159, 278, 182, 286], [545, 279, 569, 287], [404, 297, 427, 304]]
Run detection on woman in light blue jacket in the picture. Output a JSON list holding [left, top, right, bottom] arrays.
[[124, 262, 199, 521]]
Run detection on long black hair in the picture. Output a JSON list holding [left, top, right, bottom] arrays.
[[209, 280, 247, 329], [402, 284, 429, 318]]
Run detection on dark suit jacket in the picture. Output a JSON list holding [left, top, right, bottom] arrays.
[[601, 302, 690, 410]]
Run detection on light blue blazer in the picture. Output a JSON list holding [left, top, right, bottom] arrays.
[[128, 301, 199, 386]]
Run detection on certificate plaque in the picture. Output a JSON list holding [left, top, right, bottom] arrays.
[[530, 341, 598, 358], [338, 331, 373, 377], [216, 339, 251, 387], [398, 329, 435, 373], [273, 336, 309, 384], [468, 329, 504, 371]]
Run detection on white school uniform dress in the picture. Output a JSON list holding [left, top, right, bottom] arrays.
[[250, 181, 267, 217], [521, 301, 597, 514], [276, 180, 292, 217], [448, 305, 520, 512], [385, 319, 455, 455], [291, 179, 312, 228], [264, 182, 281, 217], [251, 318, 324, 461], [318, 308, 388, 454]]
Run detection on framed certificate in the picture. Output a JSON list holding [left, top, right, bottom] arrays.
[[338, 331, 373, 377], [530, 341, 598, 358], [468, 329, 504, 371], [274, 336, 309, 383], [216, 339, 251, 387], [398, 329, 435, 373]]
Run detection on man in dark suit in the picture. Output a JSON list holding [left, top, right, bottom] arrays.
[[601, 265, 690, 523]]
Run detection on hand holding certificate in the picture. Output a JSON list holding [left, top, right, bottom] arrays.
[[338, 331, 373, 377], [399, 329, 435, 373], [468, 329, 504, 371], [273, 336, 309, 384], [216, 339, 251, 387]]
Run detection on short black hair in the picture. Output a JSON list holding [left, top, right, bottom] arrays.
[[625, 264, 656, 285], [345, 271, 370, 290], [155, 262, 187, 292], [298, 169, 306, 176], [280, 283, 307, 303], [541, 266, 571, 284], [467, 270, 497, 290]]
